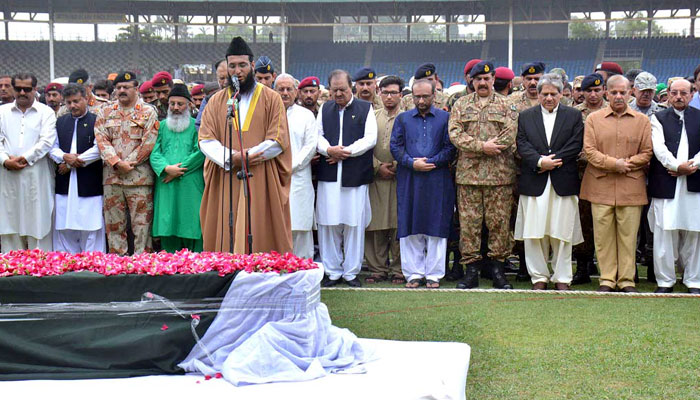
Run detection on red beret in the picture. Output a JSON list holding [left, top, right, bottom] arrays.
[[463, 59, 483, 75], [46, 82, 64, 93], [595, 61, 623, 75], [191, 84, 204, 96], [298, 76, 320, 90], [139, 80, 154, 94], [151, 71, 173, 87], [494, 67, 515, 81]]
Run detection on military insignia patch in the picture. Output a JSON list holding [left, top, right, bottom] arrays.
[[528, 67, 535, 74], [161, 78, 166, 84], [594, 79, 601, 85], [484, 65, 490, 73], [368, 72, 374, 78], [77, 78, 84, 84], [267, 65, 271, 71], [124, 73, 131, 80], [426, 71, 432, 76]]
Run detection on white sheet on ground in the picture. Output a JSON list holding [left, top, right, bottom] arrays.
[[178, 266, 371, 386], [0, 339, 471, 400]]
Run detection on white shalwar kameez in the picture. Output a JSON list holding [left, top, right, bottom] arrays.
[[287, 104, 318, 260], [400, 234, 447, 282], [316, 99, 377, 280], [648, 110, 700, 289], [49, 113, 106, 253], [0, 101, 56, 252], [515, 106, 583, 284]]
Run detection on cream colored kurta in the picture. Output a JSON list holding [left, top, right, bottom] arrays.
[[515, 106, 583, 244], [367, 107, 398, 232]]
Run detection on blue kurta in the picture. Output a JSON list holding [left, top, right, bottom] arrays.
[[391, 106, 456, 239]]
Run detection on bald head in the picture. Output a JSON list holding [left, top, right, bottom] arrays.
[[669, 78, 693, 111]]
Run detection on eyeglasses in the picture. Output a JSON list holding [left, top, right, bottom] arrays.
[[669, 91, 690, 97], [13, 86, 33, 93], [381, 91, 401, 97]]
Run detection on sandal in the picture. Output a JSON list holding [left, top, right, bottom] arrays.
[[426, 280, 440, 289], [364, 275, 386, 284], [405, 279, 422, 289], [390, 275, 406, 285]]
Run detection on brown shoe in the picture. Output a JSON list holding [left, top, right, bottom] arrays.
[[597, 285, 614, 292], [532, 282, 547, 290], [554, 283, 570, 291], [620, 286, 639, 293]]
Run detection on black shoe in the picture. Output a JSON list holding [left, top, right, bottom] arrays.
[[654, 286, 673, 293], [491, 261, 513, 290], [322, 278, 341, 287], [503, 258, 519, 274], [480, 259, 493, 279], [688, 288, 700, 294], [588, 260, 599, 276], [344, 277, 362, 288], [515, 258, 530, 282], [456, 262, 480, 289], [634, 265, 639, 283], [571, 259, 591, 285]]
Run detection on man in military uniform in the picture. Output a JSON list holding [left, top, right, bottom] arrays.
[[445, 59, 481, 112], [594, 61, 624, 83], [449, 61, 518, 290], [44, 82, 63, 115], [365, 75, 403, 284], [494, 67, 514, 96], [139, 80, 157, 105], [353, 67, 383, 110], [298, 76, 321, 117], [571, 73, 608, 284], [57, 69, 109, 117], [572, 75, 585, 105], [151, 71, 173, 120], [254, 56, 277, 88], [95, 71, 159, 255], [401, 63, 448, 111], [509, 62, 545, 112]]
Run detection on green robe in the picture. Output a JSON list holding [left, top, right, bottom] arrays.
[[150, 118, 205, 245]]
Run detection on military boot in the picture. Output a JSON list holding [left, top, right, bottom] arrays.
[[571, 257, 592, 285], [456, 262, 480, 289], [491, 260, 513, 289]]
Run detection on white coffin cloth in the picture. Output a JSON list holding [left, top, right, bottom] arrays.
[[0, 339, 471, 400], [178, 266, 370, 386]]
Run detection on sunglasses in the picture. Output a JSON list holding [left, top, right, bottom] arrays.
[[13, 86, 33, 93]]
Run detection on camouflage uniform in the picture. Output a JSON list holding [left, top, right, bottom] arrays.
[[573, 100, 608, 262], [57, 94, 109, 118], [154, 100, 168, 121], [446, 88, 468, 112], [95, 99, 159, 255], [507, 91, 540, 113], [449, 92, 518, 265], [401, 90, 448, 111]]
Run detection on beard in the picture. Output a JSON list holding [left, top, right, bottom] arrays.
[[166, 109, 191, 133], [230, 70, 256, 94]]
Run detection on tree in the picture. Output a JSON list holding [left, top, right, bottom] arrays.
[[115, 25, 163, 42], [612, 19, 665, 37], [569, 20, 604, 39]]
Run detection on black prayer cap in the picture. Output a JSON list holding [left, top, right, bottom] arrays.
[[353, 67, 376, 82], [113, 71, 138, 85], [414, 63, 436, 80], [581, 73, 605, 91], [226, 36, 254, 58], [521, 62, 545, 76], [69, 68, 89, 84], [168, 83, 191, 101], [255, 56, 274, 73], [469, 61, 495, 78]]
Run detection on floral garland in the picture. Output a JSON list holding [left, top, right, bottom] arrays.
[[0, 249, 318, 278]]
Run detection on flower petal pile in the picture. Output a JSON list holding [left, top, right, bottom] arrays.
[[0, 250, 318, 278]]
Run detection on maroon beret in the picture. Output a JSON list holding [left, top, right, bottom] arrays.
[[46, 82, 64, 93], [595, 61, 624, 75], [463, 59, 482, 75], [298, 76, 320, 90], [494, 67, 515, 81]]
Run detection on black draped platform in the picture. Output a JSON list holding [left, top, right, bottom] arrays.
[[0, 271, 237, 380]]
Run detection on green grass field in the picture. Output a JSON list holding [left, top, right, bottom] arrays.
[[321, 269, 700, 399]]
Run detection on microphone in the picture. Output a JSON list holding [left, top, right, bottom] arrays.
[[227, 76, 241, 118]]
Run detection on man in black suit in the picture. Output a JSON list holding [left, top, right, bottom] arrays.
[[513, 73, 584, 290]]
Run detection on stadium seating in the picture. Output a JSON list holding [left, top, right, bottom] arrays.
[[0, 38, 698, 86]]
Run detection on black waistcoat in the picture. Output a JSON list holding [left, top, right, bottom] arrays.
[[317, 99, 374, 187], [648, 106, 700, 199], [55, 112, 103, 197]]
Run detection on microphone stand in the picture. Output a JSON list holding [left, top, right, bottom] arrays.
[[233, 97, 254, 254], [227, 99, 236, 254]]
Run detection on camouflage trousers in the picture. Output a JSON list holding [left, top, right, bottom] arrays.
[[457, 184, 514, 265], [104, 184, 153, 255]]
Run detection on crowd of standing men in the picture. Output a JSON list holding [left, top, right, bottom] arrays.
[[1, 35, 699, 294]]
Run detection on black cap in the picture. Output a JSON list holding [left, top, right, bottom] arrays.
[[69, 68, 89, 84], [469, 61, 495, 78], [113, 71, 138, 86], [168, 83, 191, 101], [254, 56, 274, 74], [414, 63, 436, 80], [521, 62, 545, 76], [581, 73, 605, 91], [226, 36, 254, 58], [353, 67, 376, 82]]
